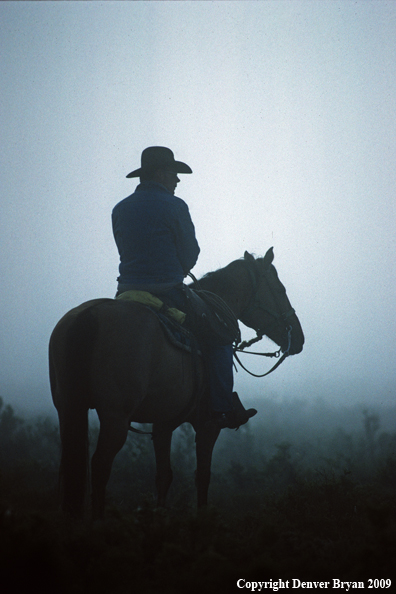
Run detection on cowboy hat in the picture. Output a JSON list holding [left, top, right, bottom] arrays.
[[126, 146, 192, 178]]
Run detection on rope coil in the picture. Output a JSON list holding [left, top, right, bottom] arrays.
[[187, 273, 241, 346]]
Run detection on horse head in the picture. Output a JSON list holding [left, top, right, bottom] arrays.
[[238, 248, 304, 356]]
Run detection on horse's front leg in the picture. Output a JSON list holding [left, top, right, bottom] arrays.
[[195, 422, 221, 508], [152, 426, 173, 507]]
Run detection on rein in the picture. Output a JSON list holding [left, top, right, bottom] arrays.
[[233, 325, 292, 378]]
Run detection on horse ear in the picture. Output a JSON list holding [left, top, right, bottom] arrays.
[[263, 247, 274, 268], [244, 251, 255, 262]]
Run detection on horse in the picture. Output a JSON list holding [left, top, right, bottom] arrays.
[[49, 248, 304, 518]]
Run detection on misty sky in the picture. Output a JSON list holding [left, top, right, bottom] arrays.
[[1, 1, 395, 416]]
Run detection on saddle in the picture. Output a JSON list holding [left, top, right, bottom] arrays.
[[116, 287, 241, 349], [116, 290, 192, 352]]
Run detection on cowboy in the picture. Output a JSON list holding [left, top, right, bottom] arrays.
[[112, 146, 256, 429]]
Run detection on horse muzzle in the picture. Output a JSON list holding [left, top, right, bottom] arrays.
[[282, 322, 304, 355]]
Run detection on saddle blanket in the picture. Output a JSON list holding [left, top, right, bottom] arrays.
[[116, 289, 186, 324]]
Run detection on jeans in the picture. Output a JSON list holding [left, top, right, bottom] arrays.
[[153, 285, 234, 413]]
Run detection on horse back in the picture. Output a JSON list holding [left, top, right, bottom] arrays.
[[49, 299, 201, 423]]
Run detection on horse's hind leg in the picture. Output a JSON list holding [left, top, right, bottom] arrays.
[[91, 415, 129, 519], [152, 426, 173, 507]]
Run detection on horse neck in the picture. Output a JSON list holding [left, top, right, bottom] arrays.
[[197, 263, 253, 318]]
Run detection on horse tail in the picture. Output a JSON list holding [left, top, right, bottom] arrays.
[[50, 304, 99, 517]]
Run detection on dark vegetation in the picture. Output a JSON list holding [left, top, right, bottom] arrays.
[[0, 395, 395, 593]]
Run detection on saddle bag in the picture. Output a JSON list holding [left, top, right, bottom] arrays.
[[184, 287, 241, 346]]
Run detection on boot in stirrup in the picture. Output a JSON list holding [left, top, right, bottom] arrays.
[[215, 392, 257, 430]]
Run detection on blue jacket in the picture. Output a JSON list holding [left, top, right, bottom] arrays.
[[112, 181, 200, 289]]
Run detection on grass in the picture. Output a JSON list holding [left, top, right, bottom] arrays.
[[0, 396, 395, 592]]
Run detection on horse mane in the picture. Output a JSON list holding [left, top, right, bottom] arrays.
[[195, 257, 255, 294], [194, 253, 277, 298]]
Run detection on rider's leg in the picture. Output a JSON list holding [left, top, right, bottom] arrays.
[[205, 344, 234, 413], [206, 344, 257, 429]]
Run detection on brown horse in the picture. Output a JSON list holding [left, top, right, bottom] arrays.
[[49, 248, 304, 518]]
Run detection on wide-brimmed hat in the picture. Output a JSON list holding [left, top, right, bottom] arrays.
[[126, 146, 192, 178]]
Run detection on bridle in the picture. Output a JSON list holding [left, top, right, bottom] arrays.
[[233, 260, 295, 378], [188, 260, 295, 378]]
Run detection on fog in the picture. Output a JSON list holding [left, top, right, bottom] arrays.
[[1, 1, 395, 417]]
